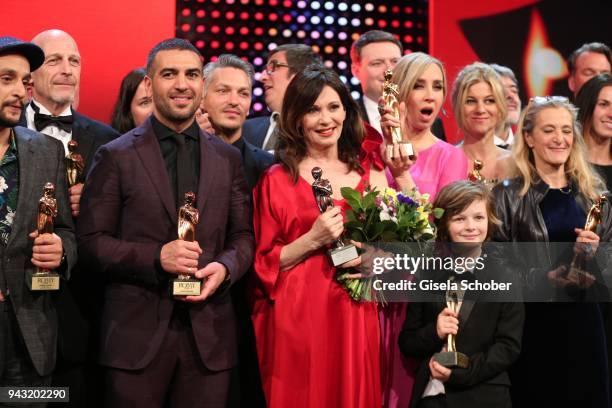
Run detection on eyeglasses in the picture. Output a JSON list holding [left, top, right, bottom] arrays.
[[529, 96, 570, 105], [264, 60, 290, 75]]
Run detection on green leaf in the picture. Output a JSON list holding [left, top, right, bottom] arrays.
[[362, 190, 377, 210], [341, 187, 362, 211], [381, 230, 399, 242], [350, 230, 366, 242], [433, 208, 445, 219]]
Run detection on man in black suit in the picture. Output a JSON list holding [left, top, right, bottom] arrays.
[[0, 36, 76, 389], [25, 29, 119, 406], [242, 44, 322, 151], [78, 38, 254, 407], [201, 54, 273, 189], [350, 30, 446, 141], [200, 54, 272, 408], [567, 42, 611, 99]]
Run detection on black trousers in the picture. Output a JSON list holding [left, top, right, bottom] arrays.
[[418, 395, 446, 408], [0, 299, 51, 408], [105, 307, 230, 408]]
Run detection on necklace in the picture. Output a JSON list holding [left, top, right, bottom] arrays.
[[559, 186, 572, 195]]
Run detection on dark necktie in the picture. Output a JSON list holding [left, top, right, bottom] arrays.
[[498, 143, 510, 150], [31, 102, 73, 133], [174, 133, 193, 208]]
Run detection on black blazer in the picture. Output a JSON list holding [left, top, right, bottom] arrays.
[[77, 118, 254, 371], [242, 116, 271, 149], [356, 96, 447, 142], [20, 107, 119, 363], [1, 127, 77, 376], [239, 138, 274, 191], [399, 265, 524, 408]]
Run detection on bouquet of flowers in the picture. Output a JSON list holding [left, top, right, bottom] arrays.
[[337, 186, 443, 301]]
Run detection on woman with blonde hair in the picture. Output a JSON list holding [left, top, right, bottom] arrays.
[[493, 96, 611, 407], [452, 63, 512, 183], [379, 52, 467, 408]]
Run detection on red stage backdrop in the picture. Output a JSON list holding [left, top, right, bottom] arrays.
[[4, 0, 175, 124]]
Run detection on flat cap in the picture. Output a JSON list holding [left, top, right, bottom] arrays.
[[0, 36, 45, 71]]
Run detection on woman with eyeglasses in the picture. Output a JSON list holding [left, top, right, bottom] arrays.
[[493, 96, 612, 407], [452, 63, 513, 184], [251, 66, 412, 408], [378, 52, 468, 408]]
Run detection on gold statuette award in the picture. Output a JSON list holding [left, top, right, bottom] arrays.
[[380, 69, 414, 161], [311, 167, 359, 267], [567, 193, 606, 284], [433, 288, 469, 368], [172, 191, 202, 296], [468, 160, 498, 187], [31, 182, 61, 291], [65, 139, 85, 187]]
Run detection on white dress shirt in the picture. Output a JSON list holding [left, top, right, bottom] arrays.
[[363, 95, 382, 135], [26, 100, 72, 155], [262, 112, 280, 153], [494, 128, 514, 148]]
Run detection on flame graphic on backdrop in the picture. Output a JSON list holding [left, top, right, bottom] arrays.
[[523, 9, 568, 97]]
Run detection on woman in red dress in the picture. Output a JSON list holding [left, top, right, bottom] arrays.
[[252, 66, 413, 407]]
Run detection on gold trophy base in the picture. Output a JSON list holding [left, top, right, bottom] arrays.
[[328, 244, 359, 267], [31, 272, 60, 291], [433, 351, 469, 368], [386, 143, 415, 160], [172, 276, 201, 296]]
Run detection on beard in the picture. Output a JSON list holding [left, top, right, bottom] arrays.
[[0, 101, 23, 128], [154, 93, 200, 125]]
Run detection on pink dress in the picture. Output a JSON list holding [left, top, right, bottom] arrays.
[[381, 140, 467, 408]]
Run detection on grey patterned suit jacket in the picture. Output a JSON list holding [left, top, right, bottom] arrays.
[[0, 126, 77, 376]]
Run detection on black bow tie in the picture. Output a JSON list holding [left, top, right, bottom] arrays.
[[34, 112, 73, 133]]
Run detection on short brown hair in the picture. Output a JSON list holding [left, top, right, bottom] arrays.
[[568, 42, 612, 75], [433, 181, 501, 242], [350, 30, 403, 64], [268, 44, 322, 76]]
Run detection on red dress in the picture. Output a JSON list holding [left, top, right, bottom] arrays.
[[252, 160, 381, 408]]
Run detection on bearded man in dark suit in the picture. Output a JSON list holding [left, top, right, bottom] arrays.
[[0, 36, 77, 390], [77, 38, 254, 408]]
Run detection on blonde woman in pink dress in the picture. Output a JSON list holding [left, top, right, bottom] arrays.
[[379, 52, 467, 408]]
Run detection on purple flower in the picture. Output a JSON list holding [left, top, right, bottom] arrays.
[[397, 193, 417, 207]]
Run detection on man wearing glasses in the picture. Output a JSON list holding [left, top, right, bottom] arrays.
[[242, 44, 322, 151]]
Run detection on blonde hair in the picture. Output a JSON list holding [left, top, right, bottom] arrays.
[[512, 97, 604, 200], [433, 180, 501, 242], [392, 52, 447, 104], [451, 62, 508, 134]]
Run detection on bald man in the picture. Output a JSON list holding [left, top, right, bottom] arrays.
[[22, 29, 118, 407]]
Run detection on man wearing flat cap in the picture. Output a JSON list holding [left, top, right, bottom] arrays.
[[0, 36, 76, 390]]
